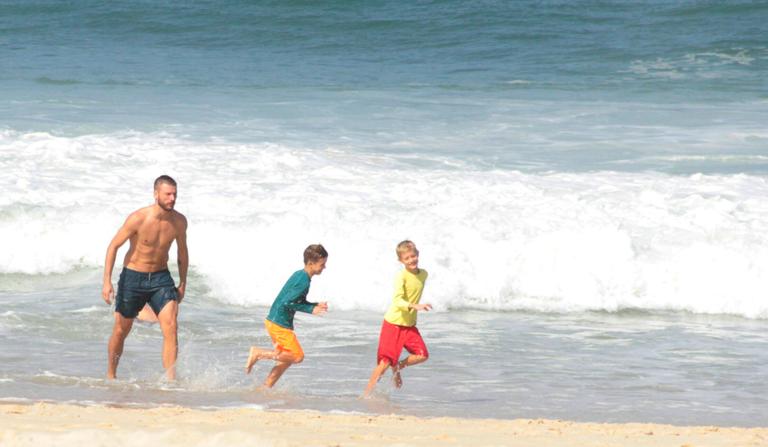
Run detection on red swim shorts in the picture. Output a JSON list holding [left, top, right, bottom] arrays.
[[376, 320, 428, 366]]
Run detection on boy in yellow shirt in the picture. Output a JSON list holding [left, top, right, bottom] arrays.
[[363, 240, 432, 397]]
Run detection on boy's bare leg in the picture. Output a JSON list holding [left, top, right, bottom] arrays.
[[262, 361, 292, 388], [107, 313, 134, 379], [245, 348, 295, 373], [392, 364, 403, 388], [158, 301, 179, 380], [393, 354, 428, 389], [399, 354, 427, 369], [362, 360, 391, 397], [245, 347, 275, 373], [246, 349, 301, 387]]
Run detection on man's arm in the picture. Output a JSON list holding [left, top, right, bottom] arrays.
[[102, 213, 141, 304], [175, 215, 189, 302]]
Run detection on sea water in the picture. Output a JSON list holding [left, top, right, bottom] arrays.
[[1, 0, 768, 427]]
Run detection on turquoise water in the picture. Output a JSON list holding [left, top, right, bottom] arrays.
[[3, 1, 767, 171], [2, 1, 768, 426]]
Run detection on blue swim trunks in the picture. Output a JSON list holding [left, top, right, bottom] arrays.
[[115, 268, 178, 318]]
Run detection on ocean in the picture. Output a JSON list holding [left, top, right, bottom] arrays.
[[1, 0, 767, 427]]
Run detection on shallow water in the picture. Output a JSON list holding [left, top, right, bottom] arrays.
[[1, 271, 766, 426]]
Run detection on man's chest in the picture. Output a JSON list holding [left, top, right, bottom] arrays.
[[136, 220, 177, 247]]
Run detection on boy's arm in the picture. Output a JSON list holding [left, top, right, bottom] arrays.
[[286, 299, 317, 314], [391, 273, 431, 312], [312, 302, 328, 315], [391, 274, 411, 311], [289, 295, 328, 315], [283, 282, 318, 314]]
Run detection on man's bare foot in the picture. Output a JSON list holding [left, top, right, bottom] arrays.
[[245, 347, 260, 374]]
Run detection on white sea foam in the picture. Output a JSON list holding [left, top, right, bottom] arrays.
[[3, 131, 768, 318], [624, 48, 765, 80], [68, 306, 103, 314], [631, 154, 768, 163]]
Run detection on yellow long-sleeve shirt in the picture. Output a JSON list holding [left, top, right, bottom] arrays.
[[383, 268, 428, 327]]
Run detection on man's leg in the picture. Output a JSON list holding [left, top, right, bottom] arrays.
[[158, 300, 179, 380], [107, 313, 134, 379], [137, 304, 159, 323]]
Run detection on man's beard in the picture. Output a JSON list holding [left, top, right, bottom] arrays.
[[159, 201, 175, 211]]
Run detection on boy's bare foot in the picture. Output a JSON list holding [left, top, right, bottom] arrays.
[[393, 368, 403, 388], [245, 347, 260, 374]]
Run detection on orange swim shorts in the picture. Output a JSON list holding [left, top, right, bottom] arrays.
[[264, 319, 304, 358]]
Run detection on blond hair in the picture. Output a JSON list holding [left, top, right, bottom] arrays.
[[395, 240, 418, 259]]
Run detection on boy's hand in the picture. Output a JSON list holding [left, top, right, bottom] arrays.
[[313, 302, 329, 315], [413, 303, 432, 311]]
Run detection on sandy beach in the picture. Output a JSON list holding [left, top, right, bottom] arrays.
[[0, 402, 765, 447]]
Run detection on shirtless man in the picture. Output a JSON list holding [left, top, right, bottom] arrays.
[[101, 175, 189, 380]]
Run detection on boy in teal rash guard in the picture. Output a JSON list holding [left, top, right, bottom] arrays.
[[245, 244, 329, 388], [265, 269, 316, 329]]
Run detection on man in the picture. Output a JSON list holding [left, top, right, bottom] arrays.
[[101, 175, 188, 380]]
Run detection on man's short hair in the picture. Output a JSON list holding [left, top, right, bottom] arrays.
[[396, 240, 418, 259], [304, 244, 328, 264], [154, 175, 177, 190]]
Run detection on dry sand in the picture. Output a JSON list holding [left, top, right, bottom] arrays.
[[1, 402, 766, 447]]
